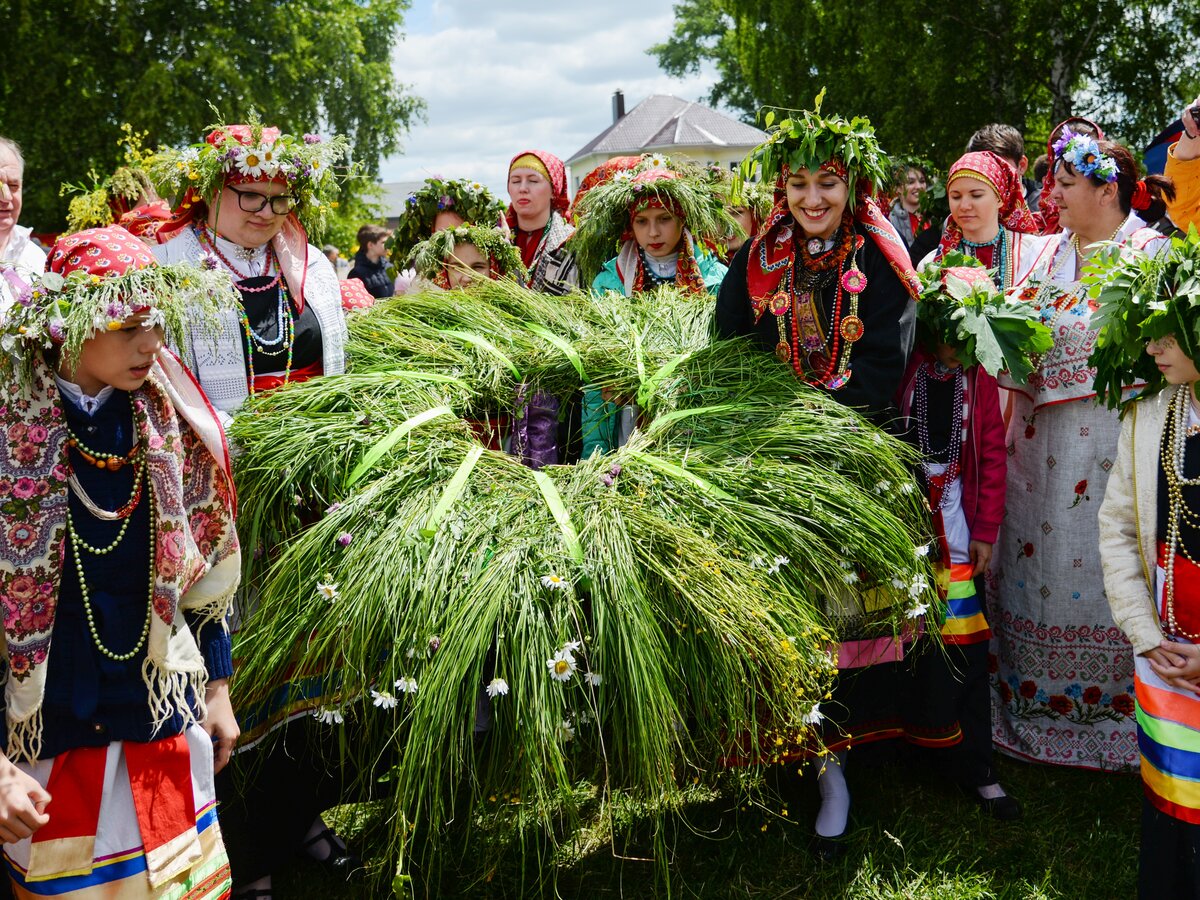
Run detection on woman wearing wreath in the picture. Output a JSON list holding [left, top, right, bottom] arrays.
[[506, 150, 580, 295], [920, 150, 1054, 290], [571, 156, 732, 297], [149, 120, 348, 424], [714, 96, 921, 855], [149, 121, 357, 897], [988, 130, 1175, 771]]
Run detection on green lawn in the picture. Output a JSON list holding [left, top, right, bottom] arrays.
[[273, 753, 1141, 899]]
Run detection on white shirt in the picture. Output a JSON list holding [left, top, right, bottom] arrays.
[[0, 225, 47, 316], [54, 373, 114, 418]]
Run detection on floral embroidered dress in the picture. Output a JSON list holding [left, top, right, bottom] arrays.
[[988, 213, 1165, 769]]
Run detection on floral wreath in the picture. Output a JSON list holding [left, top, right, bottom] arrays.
[[568, 155, 736, 283], [916, 252, 1052, 385], [149, 112, 350, 238], [60, 124, 159, 233], [406, 224, 527, 285], [738, 89, 891, 205], [1087, 226, 1200, 408], [1052, 127, 1119, 184], [0, 260, 234, 386], [388, 178, 507, 269]]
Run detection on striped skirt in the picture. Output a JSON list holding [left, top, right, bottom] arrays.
[[4, 724, 231, 898], [1136, 653, 1200, 824]]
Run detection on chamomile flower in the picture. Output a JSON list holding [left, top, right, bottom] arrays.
[[541, 574, 568, 591], [646, 154, 669, 169], [556, 720, 576, 742], [802, 702, 823, 725], [486, 678, 509, 698], [257, 144, 279, 177], [316, 576, 339, 602], [614, 171, 634, 183], [312, 707, 344, 726], [370, 690, 397, 709], [547, 650, 577, 682], [584, 671, 602, 688], [233, 145, 266, 178], [907, 602, 930, 619], [394, 677, 419, 694]]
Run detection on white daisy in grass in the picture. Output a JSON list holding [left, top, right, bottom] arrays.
[[908, 573, 930, 599], [316, 576, 339, 602], [312, 707, 344, 726], [906, 602, 930, 619], [841, 572, 859, 585], [486, 678, 509, 699], [802, 702, 823, 725], [556, 720, 576, 742], [547, 650, 577, 682], [646, 154, 669, 170], [561, 640, 582, 653], [541, 574, 568, 590], [613, 170, 634, 183], [767, 555, 790, 575], [584, 671, 602, 688], [370, 690, 397, 709], [394, 677, 418, 694]]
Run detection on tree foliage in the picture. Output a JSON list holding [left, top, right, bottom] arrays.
[[651, 0, 1200, 169], [0, 0, 425, 233]]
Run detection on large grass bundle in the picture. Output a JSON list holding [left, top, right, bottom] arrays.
[[229, 281, 933, 885]]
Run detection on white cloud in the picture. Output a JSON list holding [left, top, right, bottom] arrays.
[[380, 0, 716, 200]]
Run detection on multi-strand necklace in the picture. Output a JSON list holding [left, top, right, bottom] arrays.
[[196, 224, 295, 392], [1161, 385, 1200, 640], [64, 406, 156, 661], [914, 362, 964, 513], [961, 228, 1013, 290]]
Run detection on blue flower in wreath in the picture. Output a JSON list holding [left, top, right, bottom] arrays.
[[1035, 688, 1049, 703], [1064, 683, 1083, 699], [407, 194, 418, 206]]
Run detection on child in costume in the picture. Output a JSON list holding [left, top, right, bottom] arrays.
[[1094, 229, 1200, 896], [897, 255, 1050, 821], [571, 155, 732, 298], [406, 223, 526, 290], [0, 225, 239, 898]]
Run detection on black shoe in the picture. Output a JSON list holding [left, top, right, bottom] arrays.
[[976, 792, 1022, 821], [811, 831, 848, 863], [301, 827, 366, 880]]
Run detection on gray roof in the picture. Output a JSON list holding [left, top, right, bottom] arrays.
[[567, 95, 766, 164], [379, 180, 426, 219]]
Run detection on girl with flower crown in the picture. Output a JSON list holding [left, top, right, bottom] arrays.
[[714, 99, 921, 857], [920, 150, 1055, 290], [571, 158, 732, 298], [0, 226, 240, 898], [1092, 230, 1200, 895], [988, 132, 1176, 772]]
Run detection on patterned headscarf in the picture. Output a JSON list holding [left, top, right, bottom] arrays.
[[1038, 117, 1106, 234], [569, 155, 642, 223], [938, 151, 1037, 256], [506, 149, 569, 216], [156, 124, 314, 313]]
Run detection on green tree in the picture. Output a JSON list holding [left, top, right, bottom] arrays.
[[0, 0, 425, 234], [651, 0, 1200, 167]]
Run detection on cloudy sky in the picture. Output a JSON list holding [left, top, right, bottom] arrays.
[[378, 0, 717, 199]]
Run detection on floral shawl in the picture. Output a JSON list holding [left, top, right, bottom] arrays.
[[0, 352, 240, 761]]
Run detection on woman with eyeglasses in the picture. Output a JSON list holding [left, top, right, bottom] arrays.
[[150, 122, 355, 899], [152, 121, 348, 420]]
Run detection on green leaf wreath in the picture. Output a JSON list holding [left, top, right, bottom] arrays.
[[386, 177, 508, 271]]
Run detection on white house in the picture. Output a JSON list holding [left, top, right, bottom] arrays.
[[566, 92, 767, 197]]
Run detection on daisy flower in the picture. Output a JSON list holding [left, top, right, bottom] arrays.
[[614, 171, 634, 183], [394, 677, 419, 694], [312, 707, 344, 726], [561, 640, 582, 653], [316, 577, 339, 602], [541, 574, 568, 590], [233, 146, 266, 178], [486, 678, 509, 698], [547, 650, 577, 682], [584, 671, 602, 688], [556, 720, 576, 742], [370, 690, 397, 709], [647, 154, 668, 169]]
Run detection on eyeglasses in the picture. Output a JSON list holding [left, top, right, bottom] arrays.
[[228, 185, 295, 215]]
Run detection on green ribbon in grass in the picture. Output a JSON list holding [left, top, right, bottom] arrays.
[[440, 329, 521, 379], [420, 445, 485, 539], [637, 350, 697, 410], [525, 323, 587, 382], [625, 450, 735, 501], [346, 406, 455, 488], [532, 470, 589, 590]]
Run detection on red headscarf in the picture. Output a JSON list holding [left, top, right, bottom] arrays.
[[156, 124, 313, 313], [569, 155, 641, 223], [1037, 117, 1106, 235], [938, 151, 1037, 256], [48, 224, 157, 282], [505, 149, 569, 221], [118, 201, 172, 243], [747, 162, 921, 304]]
